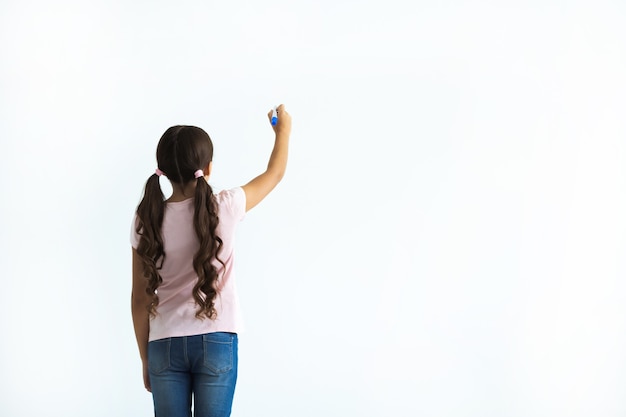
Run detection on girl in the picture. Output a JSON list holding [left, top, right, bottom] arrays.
[[131, 105, 291, 417]]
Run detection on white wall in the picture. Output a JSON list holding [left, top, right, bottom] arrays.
[[1, 1, 625, 416]]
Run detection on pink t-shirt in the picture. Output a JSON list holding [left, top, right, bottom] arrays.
[[131, 187, 246, 341]]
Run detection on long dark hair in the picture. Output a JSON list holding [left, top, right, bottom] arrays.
[[135, 125, 223, 320]]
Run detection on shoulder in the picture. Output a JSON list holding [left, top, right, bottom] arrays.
[[214, 187, 246, 220]]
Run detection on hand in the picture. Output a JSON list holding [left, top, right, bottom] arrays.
[[143, 361, 152, 392], [268, 104, 292, 137]]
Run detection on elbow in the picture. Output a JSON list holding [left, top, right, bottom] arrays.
[[275, 163, 287, 181], [275, 169, 286, 182], [131, 292, 149, 310], [267, 158, 287, 183], [266, 168, 285, 184]]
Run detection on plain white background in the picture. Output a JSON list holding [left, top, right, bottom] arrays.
[[1, 0, 625, 416]]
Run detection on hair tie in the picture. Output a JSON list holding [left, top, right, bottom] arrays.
[[155, 168, 164, 177], [194, 170, 204, 179]]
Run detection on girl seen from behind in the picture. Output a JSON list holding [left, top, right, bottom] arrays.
[[131, 105, 292, 417]]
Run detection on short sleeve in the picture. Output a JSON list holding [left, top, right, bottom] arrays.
[[215, 187, 246, 222], [130, 213, 140, 249]]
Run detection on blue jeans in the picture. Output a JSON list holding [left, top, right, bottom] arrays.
[[148, 332, 238, 417]]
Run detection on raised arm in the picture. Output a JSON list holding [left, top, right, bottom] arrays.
[[241, 104, 292, 212]]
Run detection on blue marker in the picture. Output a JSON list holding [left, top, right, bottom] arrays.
[[271, 106, 278, 125]]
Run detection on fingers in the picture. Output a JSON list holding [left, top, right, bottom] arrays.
[[268, 104, 289, 131], [268, 104, 286, 117], [143, 364, 152, 392]]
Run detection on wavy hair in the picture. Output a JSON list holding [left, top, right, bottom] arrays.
[[135, 125, 223, 320]]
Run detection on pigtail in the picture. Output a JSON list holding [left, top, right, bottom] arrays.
[[135, 173, 166, 316], [192, 177, 224, 319]]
